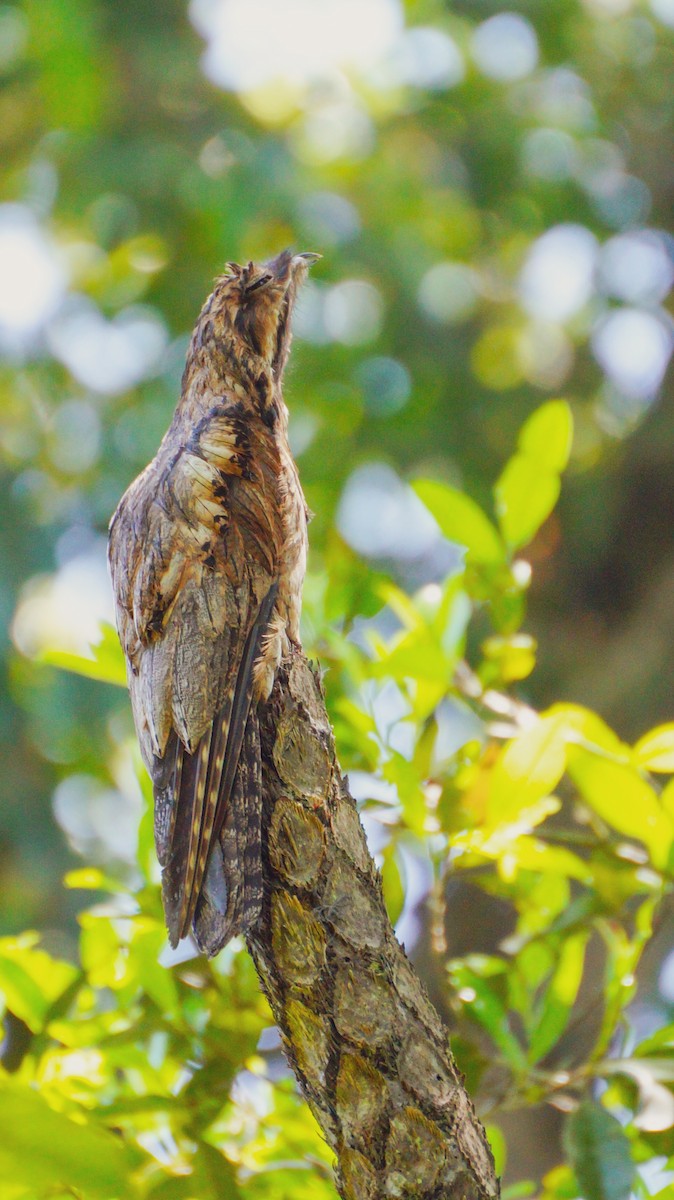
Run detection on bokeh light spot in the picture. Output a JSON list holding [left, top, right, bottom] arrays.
[[190, 0, 402, 91], [522, 129, 577, 181], [294, 101, 374, 165], [11, 543, 115, 659], [53, 774, 140, 865], [417, 262, 479, 324], [355, 356, 411, 416], [471, 13, 539, 82], [338, 463, 438, 559], [0, 206, 67, 351], [519, 225, 598, 322], [298, 192, 361, 246], [592, 308, 673, 399], [48, 400, 101, 475], [519, 322, 575, 390], [47, 298, 168, 395], [652, 0, 674, 25], [324, 280, 384, 345], [0, 5, 28, 72], [599, 231, 674, 304], [384, 27, 464, 90]]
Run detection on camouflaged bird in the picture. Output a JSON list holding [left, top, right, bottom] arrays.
[[108, 249, 319, 955]]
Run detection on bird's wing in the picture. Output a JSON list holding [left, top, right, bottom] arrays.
[[158, 576, 277, 945], [109, 402, 282, 947]]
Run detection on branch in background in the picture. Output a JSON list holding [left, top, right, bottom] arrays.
[[248, 648, 499, 1200]]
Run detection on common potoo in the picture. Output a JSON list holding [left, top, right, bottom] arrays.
[[108, 250, 319, 955]]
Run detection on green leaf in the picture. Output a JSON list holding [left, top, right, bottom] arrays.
[[146, 1142, 240, 1199], [382, 751, 426, 835], [528, 932, 588, 1062], [546, 703, 626, 757], [484, 1123, 507, 1177], [494, 455, 560, 550], [506, 838, 592, 884], [377, 581, 425, 631], [80, 915, 126, 990], [564, 1100, 634, 1200], [482, 634, 537, 683], [0, 937, 78, 1032], [601, 1058, 674, 1131], [0, 1079, 135, 1198], [518, 400, 573, 472], [39, 621, 127, 687], [129, 920, 179, 1018], [64, 868, 126, 892], [380, 846, 405, 926], [488, 714, 567, 825], [538, 1164, 581, 1199], [494, 400, 574, 550], [634, 724, 674, 772], [449, 960, 528, 1072], [246, 1165, 335, 1200], [413, 479, 505, 565], [633, 1022, 674, 1057], [500, 1185, 536, 1200], [567, 750, 674, 869], [373, 625, 454, 689]]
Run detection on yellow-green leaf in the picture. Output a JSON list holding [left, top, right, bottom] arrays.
[[494, 455, 560, 550], [0, 1079, 135, 1198], [484, 1124, 507, 1177], [0, 937, 78, 1033], [634, 724, 674, 773], [457, 798, 561, 861], [64, 868, 125, 892], [413, 479, 505, 565], [482, 634, 537, 682], [39, 622, 127, 687], [494, 401, 574, 550], [507, 838, 592, 883], [381, 847, 405, 926], [129, 921, 179, 1018], [567, 750, 674, 869], [662, 779, 674, 823], [528, 932, 588, 1063], [546, 703, 627, 758], [518, 400, 573, 472], [488, 715, 567, 825]]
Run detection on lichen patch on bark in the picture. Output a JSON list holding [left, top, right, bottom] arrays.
[[322, 854, 386, 949], [271, 890, 326, 986], [385, 1106, 447, 1196], [268, 796, 325, 885], [333, 961, 398, 1048], [335, 1051, 389, 1143]]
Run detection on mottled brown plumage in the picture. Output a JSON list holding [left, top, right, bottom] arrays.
[[108, 249, 318, 954]]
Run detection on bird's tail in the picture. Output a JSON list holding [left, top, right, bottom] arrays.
[[193, 708, 263, 956]]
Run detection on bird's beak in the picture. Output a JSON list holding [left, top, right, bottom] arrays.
[[293, 251, 322, 267]]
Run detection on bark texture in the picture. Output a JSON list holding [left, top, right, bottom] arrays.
[[247, 649, 499, 1200]]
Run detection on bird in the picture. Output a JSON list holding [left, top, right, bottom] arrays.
[[108, 249, 319, 955]]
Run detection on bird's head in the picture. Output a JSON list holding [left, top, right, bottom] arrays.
[[204, 249, 320, 380]]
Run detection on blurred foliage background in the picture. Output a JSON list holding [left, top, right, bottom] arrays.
[[2, 0, 674, 1197]]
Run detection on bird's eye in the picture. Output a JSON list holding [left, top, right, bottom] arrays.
[[246, 273, 272, 294]]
